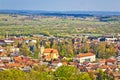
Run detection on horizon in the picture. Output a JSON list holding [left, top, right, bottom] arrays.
[[1, 9, 120, 13]]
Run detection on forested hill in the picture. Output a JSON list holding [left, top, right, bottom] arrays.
[[0, 10, 120, 17]]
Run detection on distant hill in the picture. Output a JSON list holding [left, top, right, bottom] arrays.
[[0, 10, 120, 17]]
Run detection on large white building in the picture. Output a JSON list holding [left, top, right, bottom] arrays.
[[73, 53, 96, 63]]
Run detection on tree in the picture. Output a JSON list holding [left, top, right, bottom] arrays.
[[5, 46, 11, 56], [78, 72, 91, 80], [97, 70, 108, 80], [93, 42, 116, 59], [59, 43, 66, 56], [20, 42, 30, 56], [105, 44, 116, 58], [54, 66, 77, 80], [54, 66, 91, 80], [0, 69, 28, 80], [41, 31, 50, 36], [80, 43, 90, 53], [88, 72, 96, 80]]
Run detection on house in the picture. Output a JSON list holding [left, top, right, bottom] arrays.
[[116, 56, 120, 65], [0, 57, 11, 63], [106, 37, 117, 41], [0, 52, 6, 57], [6, 63, 21, 68], [105, 59, 117, 65], [13, 56, 23, 63], [99, 65, 108, 71], [19, 66, 31, 72], [0, 46, 3, 52], [0, 47, 6, 57], [73, 52, 96, 63], [111, 72, 120, 80], [43, 48, 59, 61], [99, 59, 106, 65], [10, 47, 20, 53], [0, 61, 5, 68], [0, 40, 14, 45]]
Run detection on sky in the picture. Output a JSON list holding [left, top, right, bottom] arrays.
[[0, 0, 120, 11]]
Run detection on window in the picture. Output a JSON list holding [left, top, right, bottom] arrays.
[[85, 58, 90, 62]]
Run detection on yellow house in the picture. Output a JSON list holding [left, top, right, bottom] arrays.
[[43, 48, 59, 61]]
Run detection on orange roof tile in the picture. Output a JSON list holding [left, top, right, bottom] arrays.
[[0, 52, 6, 56], [14, 56, 22, 62], [112, 72, 120, 77], [100, 65, 108, 69], [87, 70, 94, 73], [6, 63, 21, 67], [109, 65, 117, 69], [99, 59, 106, 63], [44, 48, 58, 53], [76, 53, 95, 58], [105, 59, 116, 63], [62, 62, 67, 65]]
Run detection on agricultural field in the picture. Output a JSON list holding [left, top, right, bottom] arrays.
[[0, 14, 120, 37]]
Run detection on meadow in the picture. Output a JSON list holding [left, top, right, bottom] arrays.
[[0, 14, 120, 37]]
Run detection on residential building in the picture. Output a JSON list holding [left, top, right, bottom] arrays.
[[73, 52, 96, 63], [43, 48, 59, 61]]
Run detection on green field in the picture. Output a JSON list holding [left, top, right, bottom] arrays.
[[0, 14, 120, 37]]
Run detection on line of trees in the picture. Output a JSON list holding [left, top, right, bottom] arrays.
[[0, 65, 115, 80], [0, 65, 92, 80]]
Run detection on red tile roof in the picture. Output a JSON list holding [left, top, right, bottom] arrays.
[[76, 53, 95, 58], [105, 59, 116, 63], [0, 52, 6, 56], [44, 48, 58, 53], [62, 62, 67, 66], [6, 63, 21, 67], [100, 65, 108, 69], [14, 56, 22, 62]]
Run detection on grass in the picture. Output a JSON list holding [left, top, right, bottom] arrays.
[[0, 14, 120, 37]]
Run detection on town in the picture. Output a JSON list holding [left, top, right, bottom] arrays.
[[1, 0, 120, 80], [0, 33, 120, 80]]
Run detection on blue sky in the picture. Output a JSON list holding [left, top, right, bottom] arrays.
[[0, 0, 120, 11]]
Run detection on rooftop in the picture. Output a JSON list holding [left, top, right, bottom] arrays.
[[44, 48, 58, 53], [76, 52, 95, 58]]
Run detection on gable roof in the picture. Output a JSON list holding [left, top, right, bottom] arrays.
[[44, 48, 58, 53], [0, 52, 6, 57], [76, 53, 95, 58], [13, 56, 22, 62], [6, 63, 21, 67], [105, 59, 116, 63]]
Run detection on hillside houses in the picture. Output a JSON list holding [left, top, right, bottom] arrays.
[[0, 34, 119, 80]]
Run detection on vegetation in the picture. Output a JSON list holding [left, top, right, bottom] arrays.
[[0, 66, 92, 80], [54, 66, 91, 80], [0, 13, 119, 80], [93, 42, 116, 58], [0, 14, 120, 37]]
